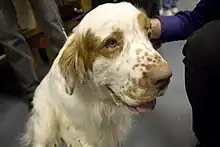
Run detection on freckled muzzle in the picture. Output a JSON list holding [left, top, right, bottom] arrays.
[[119, 50, 172, 113], [107, 45, 172, 113], [130, 61, 172, 100], [125, 50, 172, 95], [122, 61, 172, 113]]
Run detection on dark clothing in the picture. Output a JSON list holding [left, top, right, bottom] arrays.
[[0, 0, 39, 97], [183, 20, 220, 147], [140, 0, 160, 18], [158, 0, 220, 146], [0, 0, 66, 105], [30, 0, 67, 58], [159, 0, 220, 42]]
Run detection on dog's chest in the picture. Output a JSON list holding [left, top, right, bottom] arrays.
[[58, 83, 133, 147], [82, 109, 133, 147], [61, 104, 133, 147]]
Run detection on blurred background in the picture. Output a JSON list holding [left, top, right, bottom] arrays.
[[0, 0, 199, 147]]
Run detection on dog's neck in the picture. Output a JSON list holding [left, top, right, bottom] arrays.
[[72, 81, 134, 146]]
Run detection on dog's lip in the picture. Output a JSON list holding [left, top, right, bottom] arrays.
[[107, 85, 156, 113]]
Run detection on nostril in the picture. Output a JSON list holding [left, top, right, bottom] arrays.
[[155, 79, 166, 85], [153, 78, 170, 89], [149, 66, 172, 87]]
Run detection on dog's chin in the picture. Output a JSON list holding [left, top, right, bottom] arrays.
[[107, 86, 158, 114]]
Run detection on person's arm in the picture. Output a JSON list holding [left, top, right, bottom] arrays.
[[152, 0, 219, 43]]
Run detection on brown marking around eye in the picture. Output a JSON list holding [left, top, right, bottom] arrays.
[[100, 29, 124, 58], [59, 28, 124, 80]]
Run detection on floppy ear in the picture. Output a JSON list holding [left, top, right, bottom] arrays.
[[58, 29, 100, 95], [58, 33, 88, 95]]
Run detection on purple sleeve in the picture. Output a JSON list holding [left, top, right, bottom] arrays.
[[159, 0, 219, 43]]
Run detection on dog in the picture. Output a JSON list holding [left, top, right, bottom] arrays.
[[22, 2, 172, 147]]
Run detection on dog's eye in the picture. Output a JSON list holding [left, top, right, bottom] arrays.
[[105, 38, 118, 48]]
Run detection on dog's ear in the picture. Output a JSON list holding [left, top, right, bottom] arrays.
[[59, 29, 101, 95], [58, 33, 87, 95]]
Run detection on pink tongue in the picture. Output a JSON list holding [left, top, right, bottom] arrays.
[[135, 99, 156, 113]]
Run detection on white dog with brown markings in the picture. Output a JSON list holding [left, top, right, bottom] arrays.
[[22, 2, 172, 147]]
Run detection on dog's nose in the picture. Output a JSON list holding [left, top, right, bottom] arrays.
[[148, 64, 172, 89]]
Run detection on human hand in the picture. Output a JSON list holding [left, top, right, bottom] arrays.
[[150, 19, 162, 39]]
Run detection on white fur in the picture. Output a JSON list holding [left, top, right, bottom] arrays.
[[22, 2, 170, 147]]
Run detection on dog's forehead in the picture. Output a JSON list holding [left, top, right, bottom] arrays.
[[77, 2, 141, 35]]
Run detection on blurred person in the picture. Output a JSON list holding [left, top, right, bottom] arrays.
[[134, 0, 162, 48], [150, 0, 220, 146], [139, 0, 161, 18], [160, 0, 179, 16], [0, 0, 67, 109]]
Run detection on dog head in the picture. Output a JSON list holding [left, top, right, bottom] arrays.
[[59, 2, 172, 113]]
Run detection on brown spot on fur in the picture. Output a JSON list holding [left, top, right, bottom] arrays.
[[137, 12, 152, 38], [137, 71, 149, 88], [155, 55, 161, 60], [154, 55, 162, 63], [143, 64, 156, 70], [147, 57, 152, 62], [123, 77, 151, 101], [137, 57, 141, 62], [136, 49, 142, 55], [132, 64, 139, 70], [140, 63, 145, 67], [131, 78, 136, 85]]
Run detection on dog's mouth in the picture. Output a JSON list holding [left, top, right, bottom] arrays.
[[107, 86, 157, 113], [130, 99, 156, 113]]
